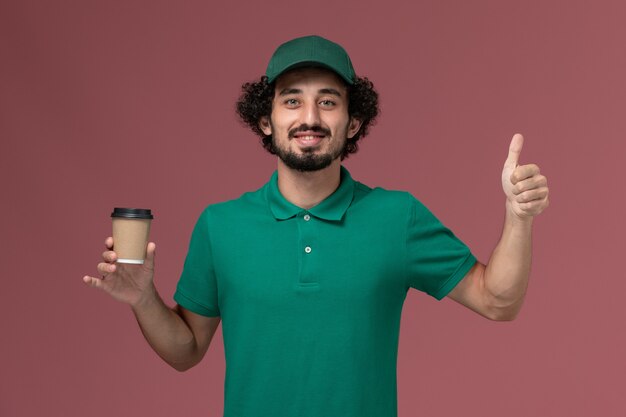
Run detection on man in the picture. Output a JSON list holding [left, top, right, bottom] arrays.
[[83, 35, 549, 416]]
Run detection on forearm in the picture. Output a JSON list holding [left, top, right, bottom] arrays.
[[130, 286, 199, 371], [483, 200, 533, 319]]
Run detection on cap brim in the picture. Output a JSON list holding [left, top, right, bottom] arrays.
[[268, 60, 354, 85]]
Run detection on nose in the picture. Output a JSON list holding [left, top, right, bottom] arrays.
[[302, 100, 321, 126]]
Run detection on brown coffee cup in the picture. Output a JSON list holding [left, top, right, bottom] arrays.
[[111, 208, 154, 264]]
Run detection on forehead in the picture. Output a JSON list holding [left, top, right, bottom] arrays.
[[274, 67, 348, 94]]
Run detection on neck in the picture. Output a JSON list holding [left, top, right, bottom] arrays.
[[276, 159, 342, 209]]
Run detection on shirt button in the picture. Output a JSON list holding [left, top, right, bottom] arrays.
[[304, 246, 312, 253], [303, 214, 311, 221]]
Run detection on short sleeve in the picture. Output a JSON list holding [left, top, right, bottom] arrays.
[[405, 194, 477, 300], [173, 208, 221, 317]]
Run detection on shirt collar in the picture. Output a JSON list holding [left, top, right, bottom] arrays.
[[266, 166, 355, 221]]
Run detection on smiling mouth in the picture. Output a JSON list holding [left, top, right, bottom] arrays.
[[292, 131, 326, 147]]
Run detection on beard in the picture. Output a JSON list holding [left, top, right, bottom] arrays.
[[269, 123, 348, 172]]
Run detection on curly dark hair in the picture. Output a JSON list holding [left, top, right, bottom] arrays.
[[236, 74, 380, 160]]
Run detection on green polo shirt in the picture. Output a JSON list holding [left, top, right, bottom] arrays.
[[173, 166, 476, 417]]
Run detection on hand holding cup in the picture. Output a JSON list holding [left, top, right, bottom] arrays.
[[83, 237, 157, 307], [83, 208, 157, 307]]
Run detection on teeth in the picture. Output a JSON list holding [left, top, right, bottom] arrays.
[[299, 135, 322, 140]]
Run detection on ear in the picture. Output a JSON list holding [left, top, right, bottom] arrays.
[[259, 116, 272, 136], [347, 117, 363, 139]]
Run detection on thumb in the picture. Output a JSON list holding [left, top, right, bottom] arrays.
[[504, 133, 524, 168], [144, 242, 156, 269]]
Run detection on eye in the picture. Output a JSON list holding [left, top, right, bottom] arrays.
[[319, 99, 336, 107], [284, 98, 299, 107]]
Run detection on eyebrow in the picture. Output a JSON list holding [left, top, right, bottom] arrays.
[[278, 88, 343, 97]]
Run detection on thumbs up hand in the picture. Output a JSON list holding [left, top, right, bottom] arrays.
[[501, 134, 550, 221]]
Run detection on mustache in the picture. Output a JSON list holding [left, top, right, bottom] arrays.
[[288, 124, 331, 139]]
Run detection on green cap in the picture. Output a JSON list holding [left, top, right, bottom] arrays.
[[265, 35, 356, 85]]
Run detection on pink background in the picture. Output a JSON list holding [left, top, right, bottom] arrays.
[[1, 1, 624, 416]]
